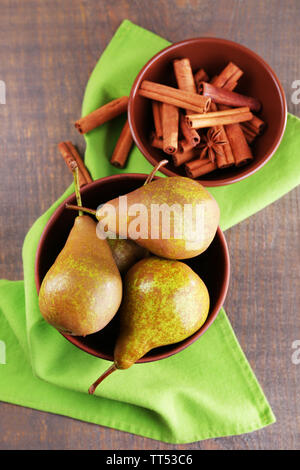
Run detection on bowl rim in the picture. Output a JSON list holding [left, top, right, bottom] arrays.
[[35, 173, 230, 363], [128, 36, 287, 187]]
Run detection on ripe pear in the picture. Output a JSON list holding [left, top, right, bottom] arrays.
[[107, 238, 148, 274], [39, 165, 122, 336], [95, 176, 220, 260], [89, 257, 209, 393], [66, 166, 220, 260]]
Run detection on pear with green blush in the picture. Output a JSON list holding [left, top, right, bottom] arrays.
[[89, 256, 209, 393]]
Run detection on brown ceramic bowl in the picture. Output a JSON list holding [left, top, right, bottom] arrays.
[[128, 37, 287, 186], [35, 174, 230, 362]]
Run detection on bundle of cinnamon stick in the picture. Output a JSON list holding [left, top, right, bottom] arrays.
[[141, 59, 265, 178], [59, 59, 265, 182]]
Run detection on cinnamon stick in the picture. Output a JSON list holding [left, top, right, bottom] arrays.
[[186, 159, 209, 171], [180, 114, 200, 147], [199, 82, 261, 112], [139, 80, 211, 114], [242, 115, 266, 134], [196, 72, 234, 169], [214, 64, 254, 166], [75, 96, 129, 134], [172, 147, 199, 167], [186, 107, 253, 129], [173, 58, 197, 113], [179, 139, 198, 153], [194, 68, 209, 92], [226, 81, 238, 92], [240, 124, 257, 144], [110, 119, 134, 168], [162, 103, 179, 154], [173, 61, 202, 145], [58, 141, 92, 186], [173, 58, 196, 94], [224, 123, 253, 166], [185, 158, 217, 178], [152, 101, 163, 140], [205, 102, 234, 169], [214, 144, 234, 169], [211, 62, 243, 89], [150, 132, 164, 149]]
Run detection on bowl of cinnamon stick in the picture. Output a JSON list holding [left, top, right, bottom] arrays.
[[128, 37, 287, 186]]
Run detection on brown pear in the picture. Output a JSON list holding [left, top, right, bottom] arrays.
[[95, 176, 220, 259], [39, 164, 122, 336], [39, 216, 122, 336], [89, 257, 209, 393], [107, 238, 148, 274]]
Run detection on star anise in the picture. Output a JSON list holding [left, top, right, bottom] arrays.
[[199, 128, 228, 163]]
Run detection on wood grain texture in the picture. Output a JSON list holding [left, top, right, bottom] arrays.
[[0, 0, 299, 450]]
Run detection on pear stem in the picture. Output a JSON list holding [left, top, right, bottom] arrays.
[[88, 364, 118, 394], [144, 159, 169, 186], [71, 162, 83, 216], [65, 203, 97, 216]]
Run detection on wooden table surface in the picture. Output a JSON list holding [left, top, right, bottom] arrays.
[[0, 0, 299, 450]]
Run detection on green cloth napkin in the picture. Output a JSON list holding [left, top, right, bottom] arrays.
[[0, 19, 299, 444]]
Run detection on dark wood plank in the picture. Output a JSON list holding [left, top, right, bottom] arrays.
[[0, 0, 299, 450]]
